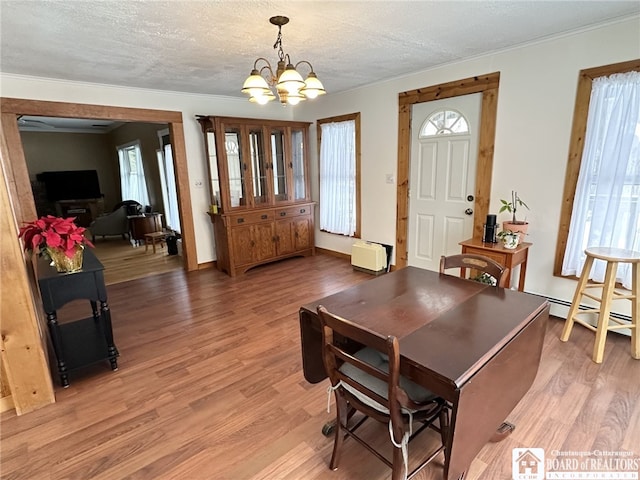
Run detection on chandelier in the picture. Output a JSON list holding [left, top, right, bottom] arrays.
[[241, 16, 326, 106]]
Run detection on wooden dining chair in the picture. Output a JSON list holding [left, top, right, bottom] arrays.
[[317, 305, 448, 480], [439, 253, 509, 288]]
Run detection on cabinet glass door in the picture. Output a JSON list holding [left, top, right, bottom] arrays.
[[206, 131, 221, 210], [270, 128, 288, 202], [291, 128, 306, 200], [225, 129, 246, 208], [249, 127, 268, 206]]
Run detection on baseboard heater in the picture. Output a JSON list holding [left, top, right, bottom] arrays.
[[351, 240, 387, 275]]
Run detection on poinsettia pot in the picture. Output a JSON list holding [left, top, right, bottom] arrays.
[[46, 245, 84, 273]]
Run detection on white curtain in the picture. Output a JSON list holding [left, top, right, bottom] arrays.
[[118, 142, 150, 207], [319, 121, 356, 236], [162, 145, 181, 233], [562, 71, 640, 289]]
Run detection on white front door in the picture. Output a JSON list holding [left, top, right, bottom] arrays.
[[408, 94, 481, 271]]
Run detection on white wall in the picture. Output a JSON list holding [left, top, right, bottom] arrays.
[[2, 17, 639, 317], [296, 16, 640, 317], [0, 76, 295, 263]]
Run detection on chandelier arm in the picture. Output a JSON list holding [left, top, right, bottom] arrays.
[[252, 58, 277, 85], [253, 57, 272, 70], [258, 65, 277, 86], [294, 60, 315, 73]]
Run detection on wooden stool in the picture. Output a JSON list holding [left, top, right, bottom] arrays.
[[560, 247, 640, 363], [144, 232, 167, 254]]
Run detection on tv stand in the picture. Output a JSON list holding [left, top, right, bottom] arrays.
[[55, 198, 104, 227]]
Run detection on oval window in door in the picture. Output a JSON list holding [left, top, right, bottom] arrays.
[[420, 109, 469, 137]]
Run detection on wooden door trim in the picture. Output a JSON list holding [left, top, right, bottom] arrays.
[[395, 73, 499, 269], [0, 97, 197, 272]]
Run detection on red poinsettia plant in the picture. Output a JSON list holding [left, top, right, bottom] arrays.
[[18, 215, 94, 258]]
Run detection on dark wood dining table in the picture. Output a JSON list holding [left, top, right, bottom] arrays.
[[299, 266, 549, 480]]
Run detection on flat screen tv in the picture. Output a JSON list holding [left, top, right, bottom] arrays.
[[36, 170, 103, 201]]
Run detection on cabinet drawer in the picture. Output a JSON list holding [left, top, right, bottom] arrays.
[[276, 205, 311, 219], [229, 211, 274, 225]]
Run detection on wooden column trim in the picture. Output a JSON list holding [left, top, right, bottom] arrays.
[[169, 121, 197, 271], [474, 87, 498, 239], [0, 115, 55, 415], [0, 113, 36, 224], [396, 105, 412, 265]]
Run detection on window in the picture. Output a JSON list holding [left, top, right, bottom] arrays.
[[421, 109, 469, 136], [317, 113, 361, 237], [558, 62, 640, 289], [156, 131, 181, 233], [117, 141, 150, 207]]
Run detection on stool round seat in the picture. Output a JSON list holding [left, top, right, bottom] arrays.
[[584, 247, 640, 263], [560, 247, 639, 363]]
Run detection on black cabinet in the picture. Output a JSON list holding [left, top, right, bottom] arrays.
[[37, 249, 119, 387]]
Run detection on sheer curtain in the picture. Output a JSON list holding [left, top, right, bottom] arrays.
[[160, 144, 181, 233], [562, 71, 640, 289], [118, 141, 150, 207], [319, 120, 356, 236]]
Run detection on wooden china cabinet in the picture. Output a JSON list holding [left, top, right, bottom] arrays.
[[197, 116, 315, 276]]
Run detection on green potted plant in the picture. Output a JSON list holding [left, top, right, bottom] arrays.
[[499, 190, 529, 241], [471, 272, 497, 285], [497, 229, 519, 250]]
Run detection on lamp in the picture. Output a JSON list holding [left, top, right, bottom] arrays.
[[242, 16, 326, 105]]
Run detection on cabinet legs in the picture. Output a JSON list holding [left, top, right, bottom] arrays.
[[46, 312, 70, 388], [101, 301, 119, 371]]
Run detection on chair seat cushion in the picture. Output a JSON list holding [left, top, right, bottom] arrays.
[[339, 347, 437, 412]]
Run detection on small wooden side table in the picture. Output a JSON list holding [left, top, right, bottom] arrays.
[[144, 231, 167, 254], [459, 237, 532, 291]]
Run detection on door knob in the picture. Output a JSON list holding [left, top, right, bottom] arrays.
[[465, 208, 473, 215]]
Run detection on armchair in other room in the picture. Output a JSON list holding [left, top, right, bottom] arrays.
[[89, 205, 129, 242], [112, 200, 143, 216]]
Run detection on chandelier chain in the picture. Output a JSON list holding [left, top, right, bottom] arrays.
[[273, 27, 285, 62]]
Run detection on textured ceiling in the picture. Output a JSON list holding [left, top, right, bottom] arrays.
[[1, 0, 639, 99]]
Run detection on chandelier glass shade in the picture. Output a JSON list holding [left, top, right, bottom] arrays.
[[242, 16, 326, 105]]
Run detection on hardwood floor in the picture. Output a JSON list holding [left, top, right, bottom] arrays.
[[90, 236, 183, 285], [1, 254, 639, 480]]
